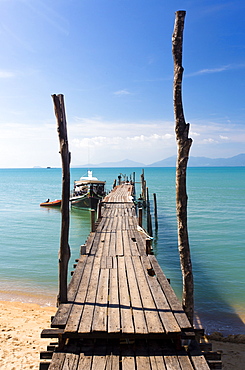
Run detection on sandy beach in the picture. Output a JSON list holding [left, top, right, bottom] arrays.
[[0, 300, 56, 370], [0, 299, 245, 369]]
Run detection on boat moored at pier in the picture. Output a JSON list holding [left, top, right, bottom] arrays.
[[70, 170, 106, 210]]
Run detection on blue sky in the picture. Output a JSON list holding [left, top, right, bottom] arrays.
[[0, 0, 244, 167]]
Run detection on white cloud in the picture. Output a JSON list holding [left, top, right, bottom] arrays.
[[190, 131, 200, 137], [113, 89, 131, 96], [187, 63, 245, 78], [1, 116, 245, 168], [186, 65, 230, 77], [0, 70, 15, 78], [203, 138, 218, 144], [67, 118, 176, 165]]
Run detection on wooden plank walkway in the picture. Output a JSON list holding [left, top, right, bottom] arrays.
[[42, 338, 211, 370], [40, 183, 213, 369]]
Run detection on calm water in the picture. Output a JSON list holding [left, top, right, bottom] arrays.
[[0, 167, 244, 335]]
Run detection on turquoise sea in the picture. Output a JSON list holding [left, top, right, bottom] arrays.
[[0, 167, 244, 336]]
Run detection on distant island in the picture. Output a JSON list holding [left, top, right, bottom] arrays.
[[72, 153, 245, 168]]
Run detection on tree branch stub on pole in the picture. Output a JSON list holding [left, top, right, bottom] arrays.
[[172, 11, 194, 324], [52, 94, 71, 306]]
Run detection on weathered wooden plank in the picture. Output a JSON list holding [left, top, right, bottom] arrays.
[[62, 353, 80, 370], [108, 268, 120, 333], [148, 341, 167, 370], [124, 207, 130, 230], [124, 256, 147, 334], [88, 231, 101, 255], [91, 344, 107, 370], [110, 354, 120, 370], [100, 255, 107, 269], [102, 230, 112, 256], [148, 255, 192, 330], [121, 347, 136, 370], [116, 207, 122, 231], [96, 207, 110, 232], [83, 230, 97, 255], [177, 354, 195, 370], [127, 229, 140, 256], [65, 255, 94, 333], [48, 353, 66, 370], [92, 268, 109, 332], [136, 355, 151, 369], [130, 229, 147, 256], [111, 208, 119, 231], [103, 207, 114, 231], [115, 230, 123, 256], [190, 354, 210, 370], [78, 256, 101, 333], [77, 353, 93, 369], [141, 255, 180, 334], [41, 328, 64, 338], [109, 231, 116, 257], [163, 355, 182, 370], [150, 355, 166, 370], [122, 230, 131, 256], [131, 256, 164, 334], [106, 256, 113, 269], [95, 232, 107, 257], [106, 210, 114, 232], [67, 255, 88, 299], [120, 207, 127, 231], [52, 255, 88, 328], [117, 256, 134, 333]]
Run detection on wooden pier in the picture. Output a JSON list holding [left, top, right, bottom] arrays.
[[40, 183, 221, 369]]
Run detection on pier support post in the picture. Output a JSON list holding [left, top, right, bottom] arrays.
[[80, 244, 86, 255], [173, 10, 194, 324], [97, 201, 102, 219], [146, 187, 153, 237], [52, 94, 71, 305], [153, 193, 158, 230], [146, 238, 151, 255], [91, 209, 96, 232], [138, 207, 143, 227]]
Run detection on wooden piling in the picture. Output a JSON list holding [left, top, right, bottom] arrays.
[[80, 245, 86, 255], [97, 201, 102, 219], [91, 209, 96, 232], [146, 187, 152, 236], [52, 94, 71, 305], [173, 10, 194, 324], [153, 193, 158, 230], [138, 207, 143, 227]]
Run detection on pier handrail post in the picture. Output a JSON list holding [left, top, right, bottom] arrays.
[[52, 94, 71, 305], [172, 10, 194, 324]]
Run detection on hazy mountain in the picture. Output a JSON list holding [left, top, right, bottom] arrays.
[[149, 153, 245, 167], [72, 158, 145, 168], [71, 154, 245, 168]]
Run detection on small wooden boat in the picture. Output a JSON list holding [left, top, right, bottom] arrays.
[[40, 199, 61, 207]]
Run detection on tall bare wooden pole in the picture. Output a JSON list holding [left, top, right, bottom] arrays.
[[52, 94, 71, 305], [172, 11, 194, 324]]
